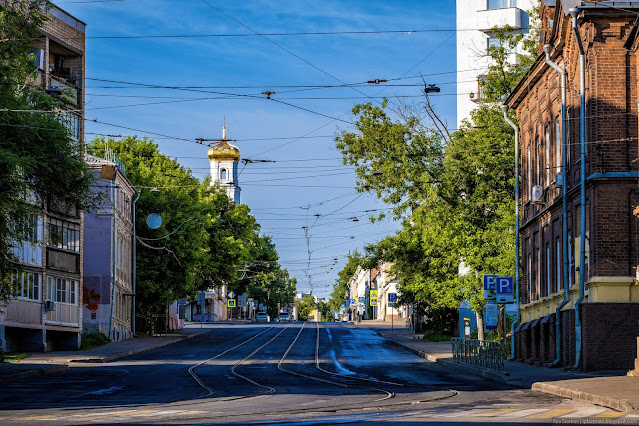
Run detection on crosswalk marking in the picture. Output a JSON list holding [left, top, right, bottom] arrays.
[[496, 408, 549, 418], [439, 408, 492, 418], [527, 408, 576, 418], [472, 409, 520, 417], [593, 411, 627, 419], [559, 407, 608, 418]]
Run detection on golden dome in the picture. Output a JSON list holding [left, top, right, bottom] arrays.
[[208, 140, 240, 161]]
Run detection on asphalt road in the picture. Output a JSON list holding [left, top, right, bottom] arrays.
[[0, 322, 634, 425]]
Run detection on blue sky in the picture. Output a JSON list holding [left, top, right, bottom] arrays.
[[55, 0, 457, 298]]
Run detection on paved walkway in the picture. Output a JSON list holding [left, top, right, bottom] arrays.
[[0, 325, 211, 382], [354, 320, 639, 413]]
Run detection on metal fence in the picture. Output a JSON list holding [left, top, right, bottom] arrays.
[[451, 337, 505, 371]]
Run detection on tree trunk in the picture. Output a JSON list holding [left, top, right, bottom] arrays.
[[476, 311, 485, 341]]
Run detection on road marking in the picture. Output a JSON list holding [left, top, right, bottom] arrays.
[[592, 411, 627, 419], [559, 407, 608, 418], [439, 409, 493, 418], [472, 408, 519, 417], [496, 408, 549, 418], [15, 410, 139, 421], [527, 408, 576, 418], [66, 410, 157, 421]]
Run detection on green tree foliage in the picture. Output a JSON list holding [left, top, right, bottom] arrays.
[[88, 137, 295, 317], [328, 250, 365, 312], [0, 0, 94, 300], [296, 295, 317, 321], [334, 14, 539, 318]]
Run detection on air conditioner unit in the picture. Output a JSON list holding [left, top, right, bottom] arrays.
[[555, 173, 564, 188], [44, 301, 56, 311], [532, 185, 545, 205]]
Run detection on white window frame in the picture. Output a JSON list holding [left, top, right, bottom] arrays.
[[545, 125, 551, 186], [546, 244, 551, 297], [556, 238, 561, 293], [46, 276, 78, 305], [12, 271, 41, 301], [555, 116, 562, 175]]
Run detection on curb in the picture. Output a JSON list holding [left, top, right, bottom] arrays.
[[531, 382, 636, 413], [71, 330, 210, 363], [384, 336, 517, 387], [0, 364, 68, 382]]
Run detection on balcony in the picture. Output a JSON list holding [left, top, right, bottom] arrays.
[[476, 7, 528, 33]]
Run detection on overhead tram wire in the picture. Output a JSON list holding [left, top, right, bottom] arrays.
[[197, 0, 400, 114]]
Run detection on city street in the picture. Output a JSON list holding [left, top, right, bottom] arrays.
[[0, 323, 631, 425]]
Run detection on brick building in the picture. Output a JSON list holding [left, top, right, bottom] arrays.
[[505, 0, 639, 370], [0, 5, 86, 352]]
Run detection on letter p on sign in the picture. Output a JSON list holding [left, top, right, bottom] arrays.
[[496, 277, 514, 294]]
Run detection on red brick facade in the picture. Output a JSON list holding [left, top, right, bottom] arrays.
[[506, 1, 639, 370]]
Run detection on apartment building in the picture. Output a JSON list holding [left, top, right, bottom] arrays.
[[83, 154, 135, 342], [457, 0, 537, 126], [0, 5, 86, 352], [505, 0, 639, 370]]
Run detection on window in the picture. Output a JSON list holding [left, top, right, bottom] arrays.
[[566, 109, 571, 166], [488, 0, 515, 9], [12, 271, 41, 301], [47, 218, 80, 252], [568, 233, 573, 288], [527, 144, 532, 199], [555, 116, 561, 175], [536, 247, 541, 300], [545, 125, 551, 185], [18, 214, 40, 244], [528, 253, 532, 303], [535, 135, 541, 186], [556, 238, 561, 293], [46, 276, 78, 304], [221, 169, 227, 180], [546, 244, 551, 297], [487, 37, 500, 51]]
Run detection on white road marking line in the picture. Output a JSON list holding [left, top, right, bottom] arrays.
[[497, 408, 551, 418], [559, 407, 609, 418]]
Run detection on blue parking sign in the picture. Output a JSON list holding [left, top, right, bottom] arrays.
[[358, 297, 365, 304], [496, 276, 514, 294], [350, 298, 356, 306], [483, 274, 499, 291], [388, 293, 397, 302]]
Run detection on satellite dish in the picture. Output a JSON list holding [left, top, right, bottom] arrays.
[[146, 213, 163, 230]]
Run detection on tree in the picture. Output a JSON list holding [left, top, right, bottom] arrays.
[[0, 1, 94, 300], [89, 136, 296, 322], [328, 250, 365, 313], [335, 18, 539, 337], [296, 295, 316, 321], [89, 137, 209, 316]]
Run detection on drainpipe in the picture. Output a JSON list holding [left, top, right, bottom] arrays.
[[543, 44, 571, 367], [108, 167, 118, 341], [500, 104, 519, 360], [131, 189, 140, 337], [570, 8, 587, 370]]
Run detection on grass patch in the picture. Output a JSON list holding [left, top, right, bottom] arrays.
[[80, 332, 111, 350], [422, 332, 452, 342], [2, 353, 29, 363]]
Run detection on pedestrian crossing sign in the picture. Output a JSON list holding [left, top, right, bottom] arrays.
[[370, 297, 378, 307], [227, 299, 236, 308]]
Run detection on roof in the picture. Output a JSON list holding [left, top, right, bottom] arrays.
[[207, 140, 240, 161], [85, 154, 115, 167]]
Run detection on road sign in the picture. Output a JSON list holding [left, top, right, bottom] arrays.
[[370, 290, 378, 298], [227, 299, 236, 308], [483, 274, 499, 291], [252, 300, 258, 308], [485, 303, 498, 330], [388, 293, 397, 303], [358, 296, 365, 304], [496, 276, 514, 294], [370, 297, 378, 307], [198, 291, 205, 306], [228, 291, 235, 299], [350, 298, 356, 306], [484, 291, 495, 301]]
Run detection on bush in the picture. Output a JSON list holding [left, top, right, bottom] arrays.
[[80, 332, 111, 350], [423, 332, 451, 342]]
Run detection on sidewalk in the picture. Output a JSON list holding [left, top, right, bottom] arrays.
[[0, 325, 211, 382], [356, 321, 639, 413]]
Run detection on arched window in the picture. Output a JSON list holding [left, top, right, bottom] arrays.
[[221, 169, 227, 180]]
